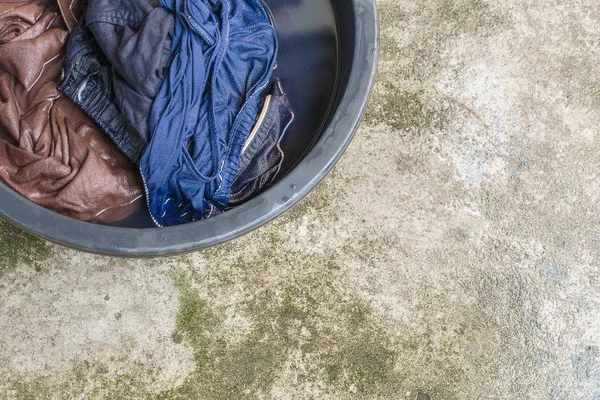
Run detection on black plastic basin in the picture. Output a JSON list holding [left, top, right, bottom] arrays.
[[0, 0, 379, 257]]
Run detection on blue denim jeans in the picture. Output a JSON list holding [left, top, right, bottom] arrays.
[[229, 79, 294, 206], [141, 0, 278, 226], [59, 0, 174, 163]]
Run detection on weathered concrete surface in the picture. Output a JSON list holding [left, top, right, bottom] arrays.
[[1, 0, 600, 398]]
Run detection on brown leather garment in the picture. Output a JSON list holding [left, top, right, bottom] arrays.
[[0, 0, 143, 222]]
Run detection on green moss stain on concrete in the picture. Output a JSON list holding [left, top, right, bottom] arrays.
[[378, 0, 511, 40], [319, 302, 397, 395], [73, 362, 149, 399], [0, 220, 52, 276], [4, 361, 151, 399], [363, 83, 450, 133], [162, 266, 402, 399], [434, 0, 511, 37], [160, 272, 286, 399], [366, 0, 511, 132], [170, 272, 220, 366]]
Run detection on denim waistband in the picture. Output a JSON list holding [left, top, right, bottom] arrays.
[[140, 0, 278, 227], [59, 0, 174, 164], [59, 23, 145, 162]]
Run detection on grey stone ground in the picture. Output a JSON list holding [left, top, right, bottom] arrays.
[[1, 0, 600, 398]]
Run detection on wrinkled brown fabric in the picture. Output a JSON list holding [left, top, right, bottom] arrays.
[[0, 0, 143, 222]]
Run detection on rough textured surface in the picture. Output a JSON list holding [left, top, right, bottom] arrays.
[[1, 0, 600, 398]]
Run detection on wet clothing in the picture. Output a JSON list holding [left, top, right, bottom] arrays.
[[59, 0, 174, 163], [229, 79, 293, 206], [140, 0, 278, 226], [0, 0, 143, 222]]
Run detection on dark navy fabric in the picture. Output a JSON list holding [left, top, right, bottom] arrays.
[[141, 0, 278, 226], [229, 79, 293, 206], [59, 0, 174, 163], [59, 22, 143, 162]]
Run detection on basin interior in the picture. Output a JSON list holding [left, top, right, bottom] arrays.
[[104, 0, 342, 228], [0, 0, 349, 229]]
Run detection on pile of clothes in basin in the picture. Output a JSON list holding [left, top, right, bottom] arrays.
[[0, 0, 293, 226]]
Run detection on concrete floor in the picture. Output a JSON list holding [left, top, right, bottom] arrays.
[[1, 0, 600, 398]]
